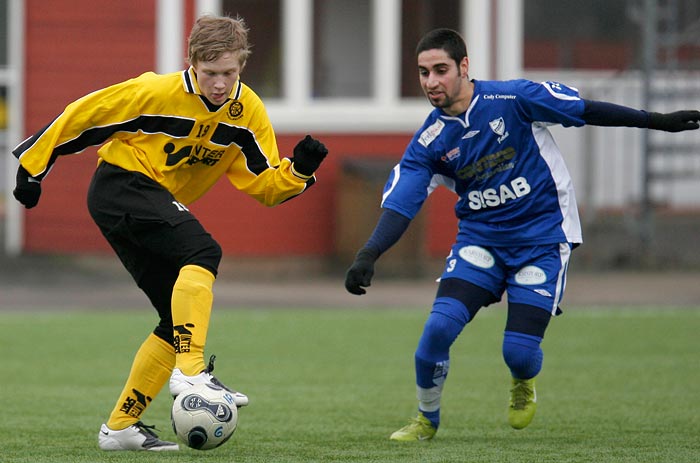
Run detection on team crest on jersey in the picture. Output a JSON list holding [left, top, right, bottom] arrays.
[[228, 101, 244, 120], [489, 117, 509, 143], [418, 119, 445, 147]]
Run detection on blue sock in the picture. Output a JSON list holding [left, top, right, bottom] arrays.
[[502, 331, 543, 379], [419, 409, 441, 428], [414, 302, 467, 428]]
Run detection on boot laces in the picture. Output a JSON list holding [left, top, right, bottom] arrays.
[[511, 381, 534, 409], [134, 421, 160, 438]]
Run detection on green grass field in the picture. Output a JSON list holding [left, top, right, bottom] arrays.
[[2, 305, 699, 462]]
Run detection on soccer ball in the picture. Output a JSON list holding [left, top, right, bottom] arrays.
[[171, 383, 238, 450]]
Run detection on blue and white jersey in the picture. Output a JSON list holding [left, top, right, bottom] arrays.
[[381, 79, 586, 246]]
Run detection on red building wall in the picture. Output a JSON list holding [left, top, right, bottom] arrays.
[[21, 1, 457, 261], [23, 0, 156, 252]]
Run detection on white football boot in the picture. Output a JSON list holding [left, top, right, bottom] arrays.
[[98, 421, 179, 451], [169, 355, 249, 407]]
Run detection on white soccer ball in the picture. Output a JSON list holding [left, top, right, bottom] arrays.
[[171, 383, 238, 450]]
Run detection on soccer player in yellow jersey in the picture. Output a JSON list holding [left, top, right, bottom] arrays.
[[12, 15, 328, 451]]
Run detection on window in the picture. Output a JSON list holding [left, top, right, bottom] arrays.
[[0, 0, 6, 67], [313, 0, 372, 98], [400, 0, 460, 97], [222, 0, 463, 100], [523, 0, 700, 71], [222, 0, 282, 98]]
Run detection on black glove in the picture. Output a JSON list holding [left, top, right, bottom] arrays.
[[292, 135, 328, 176], [345, 247, 380, 295], [648, 110, 700, 132], [13, 165, 42, 209]]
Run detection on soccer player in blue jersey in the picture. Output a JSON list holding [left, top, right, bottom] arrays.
[[344, 28, 699, 441]]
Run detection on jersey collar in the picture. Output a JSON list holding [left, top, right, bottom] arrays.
[[439, 79, 480, 128], [181, 66, 243, 101]]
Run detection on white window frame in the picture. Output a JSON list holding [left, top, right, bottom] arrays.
[[4, 0, 25, 256]]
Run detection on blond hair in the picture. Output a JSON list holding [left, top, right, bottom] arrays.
[[187, 15, 251, 66]]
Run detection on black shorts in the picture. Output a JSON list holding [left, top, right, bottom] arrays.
[[87, 162, 221, 341]]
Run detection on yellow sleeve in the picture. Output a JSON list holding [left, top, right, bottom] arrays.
[[13, 75, 150, 178], [224, 96, 315, 206]]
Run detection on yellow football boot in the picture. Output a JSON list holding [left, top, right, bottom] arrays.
[[508, 377, 537, 429]]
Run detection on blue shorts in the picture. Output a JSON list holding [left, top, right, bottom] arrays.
[[440, 242, 572, 315]]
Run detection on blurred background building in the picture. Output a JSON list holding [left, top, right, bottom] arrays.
[[1, 0, 700, 276]]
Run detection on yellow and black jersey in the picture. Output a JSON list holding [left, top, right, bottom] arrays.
[[13, 67, 313, 206]]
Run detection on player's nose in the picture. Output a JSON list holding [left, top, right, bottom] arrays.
[[425, 72, 440, 88]]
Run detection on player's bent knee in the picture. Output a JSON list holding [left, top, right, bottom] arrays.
[[184, 240, 222, 277], [169, 219, 222, 275], [502, 331, 543, 379], [154, 324, 174, 345]]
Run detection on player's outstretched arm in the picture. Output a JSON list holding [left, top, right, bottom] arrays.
[[582, 100, 700, 132], [648, 110, 700, 132], [13, 164, 42, 209]]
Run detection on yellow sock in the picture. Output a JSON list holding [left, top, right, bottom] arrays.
[[172, 264, 215, 375], [106, 333, 174, 430]]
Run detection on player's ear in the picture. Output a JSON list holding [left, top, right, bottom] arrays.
[[459, 56, 469, 78]]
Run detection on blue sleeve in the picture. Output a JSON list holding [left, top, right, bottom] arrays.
[[581, 99, 650, 127], [380, 142, 435, 220], [363, 118, 436, 256], [517, 80, 586, 127], [364, 209, 411, 255]]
